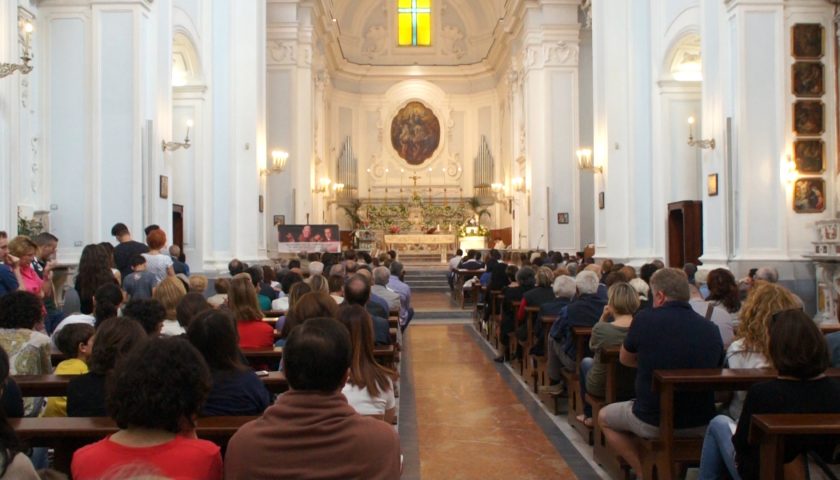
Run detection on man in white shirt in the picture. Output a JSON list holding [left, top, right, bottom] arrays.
[[447, 249, 464, 291]]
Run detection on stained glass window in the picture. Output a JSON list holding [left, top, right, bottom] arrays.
[[398, 0, 431, 46]]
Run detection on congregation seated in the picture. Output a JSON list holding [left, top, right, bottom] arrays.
[[723, 283, 800, 420], [305, 274, 330, 296], [0, 346, 39, 479], [43, 323, 94, 417], [707, 268, 741, 327], [71, 337, 222, 480], [371, 267, 400, 313], [344, 274, 391, 346], [154, 276, 188, 336], [698, 309, 840, 480], [459, 250, 484, 270], [52, 282, 122, 341], [337, 305, 398, 423], [545, 270, 606, 392], [122, 297, 166, 336], [229, 274, 274, 349], [187, 309, 270, 416], [224, 318, 401, 478], [599, 267, 723, 475], [516, 266, 556, 346], [388, 261, 413, 329], [189, 274, 208, 294], [67, 318, 146, 417], [207, 277, 229, 309], [495, 266, 534, 363], [273, 282, 312, 346], [270, 271, 302, 311], [539, 275, 575, 320], [578, 282, 639, 426], [246, 266, 275, 311], [0, 291, 52, 415], [328, 274, 345, 304], [175, 293, 212, 333], [688, 283, 734, 348], [73, 243, 119, 315]]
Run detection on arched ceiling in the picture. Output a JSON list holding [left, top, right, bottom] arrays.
[[329, 0, 508, 66]]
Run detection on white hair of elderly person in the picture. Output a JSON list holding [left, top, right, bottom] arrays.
[[575, 270, 600, 295], [552, 275, 577, 299]]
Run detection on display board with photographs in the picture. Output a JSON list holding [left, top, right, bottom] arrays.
[[277, 225, 340, 253]]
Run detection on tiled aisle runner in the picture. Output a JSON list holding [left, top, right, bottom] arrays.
[[408, 325, 584, 479]]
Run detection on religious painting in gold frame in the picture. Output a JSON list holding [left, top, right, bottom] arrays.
[[390, 101, 441, 166], [793, 177, 826, 213], [793, 140, 825, 174], [793, 100, 824, 136], [792, 62, 824, 97], [792, 24, 823, 59]]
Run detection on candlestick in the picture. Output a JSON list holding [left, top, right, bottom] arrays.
[[428, 167, 433, 203]]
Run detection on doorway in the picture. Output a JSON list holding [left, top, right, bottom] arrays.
[[172, 204, 184, 254], [667, 201, 702, 267]]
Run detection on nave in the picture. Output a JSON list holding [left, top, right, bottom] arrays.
[[400, 323, 599, 479]]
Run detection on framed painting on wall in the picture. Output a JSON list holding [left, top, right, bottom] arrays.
[[273, 215, 285, 226], [793, 100, 824, 135], [792, 24, 823, 59], [794, 140, 825, 174], [793, 178, 826, 213], [792, 62, 824, 97], [159, 176, 168, 199], [557, 212, 569, 224], [707, 174, 718, 197]]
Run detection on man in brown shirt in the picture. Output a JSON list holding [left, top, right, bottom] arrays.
[[224, 317, 401, 479]]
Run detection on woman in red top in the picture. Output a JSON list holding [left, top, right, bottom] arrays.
[[71, 337, 221, 480], [229, 273, 275, 349]]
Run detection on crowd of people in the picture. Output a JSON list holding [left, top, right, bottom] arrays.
[[450, 247, 840, 479], [0, 224, 408, 478]]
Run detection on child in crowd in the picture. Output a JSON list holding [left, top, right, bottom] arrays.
[[42, 323, 95, 417], [122, 255, 156, 300]]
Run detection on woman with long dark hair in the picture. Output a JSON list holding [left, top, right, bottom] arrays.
[[74, 244, 118, 315], [706, 268, 741, 314], [228, 273, 274, 349], [336, 304, 399, 423], [187, 309, 270, 416]]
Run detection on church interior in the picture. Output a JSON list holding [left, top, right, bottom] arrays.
[[1, 0, 840, 479]]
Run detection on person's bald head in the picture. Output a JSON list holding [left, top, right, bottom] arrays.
[[344, 274, 371, 306], [356, 268, 372, 285]]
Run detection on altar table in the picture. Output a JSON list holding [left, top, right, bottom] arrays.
[[384, 234, 457, 263]]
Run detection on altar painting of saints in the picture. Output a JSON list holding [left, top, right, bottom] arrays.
[[390, 101, 441, 166]]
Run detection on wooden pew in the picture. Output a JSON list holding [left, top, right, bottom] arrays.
[[749, 413, 840, 480], [589, 346, 633, 480], [562, 326, 593, 442], [12, 415, 256, 473], [644, 368, 840, 480], [239, 345, 396, 367], [263, 310, 285, 318], [534, 314, 559, 392], [14, 372, 290, 397], [523, 306, 540, 391], [490, 291, 504, 348], [453, 269, 485, 306]]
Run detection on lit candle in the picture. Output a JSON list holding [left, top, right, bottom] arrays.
[[687, 116, 695, 140], [22, 22, 33, 58], [185, 119, 193, 142]]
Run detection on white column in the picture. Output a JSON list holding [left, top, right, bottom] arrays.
[[517, 1, 580, 253]]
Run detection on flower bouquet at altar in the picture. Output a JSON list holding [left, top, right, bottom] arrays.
[[458, 219, 488, 251], [389, 225, 401, 234]]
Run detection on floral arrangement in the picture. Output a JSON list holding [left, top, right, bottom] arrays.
[[458, 222, 488, 238], [389, 225, 401, 234]]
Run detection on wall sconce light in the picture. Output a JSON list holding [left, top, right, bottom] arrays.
[[162, 119, 193, 152], [333, 182, 345, 192], [262, 149, 288, 176], [511, 177, 527, 193], [576, 148, 602, 173], [490, 182, 510, 202], [687, 116, 715, 149], [313, 177, 332, 194], [783, 154, 797, 184], [0, 20, 33, 79]]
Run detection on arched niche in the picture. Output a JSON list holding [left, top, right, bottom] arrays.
[[172, 31, 204, 87], [664, 32, 702, 82]]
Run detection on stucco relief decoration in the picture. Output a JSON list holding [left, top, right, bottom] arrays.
[[545, 41, 579, 66], [390, 101, 441, 166], [269, 41, 296, 65], [363, 25, 387, 58], [440, 25, 466, 59]]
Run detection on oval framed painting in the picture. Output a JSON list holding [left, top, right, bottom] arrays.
[[390, 101, 441, 166]]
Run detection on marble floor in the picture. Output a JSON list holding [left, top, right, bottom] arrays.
[[403, 324, 598, 479]]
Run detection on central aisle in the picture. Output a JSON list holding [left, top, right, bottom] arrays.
[[407, 325, 580, 479]]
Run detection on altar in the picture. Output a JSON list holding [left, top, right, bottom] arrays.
[[384, 234, 457, 263]]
